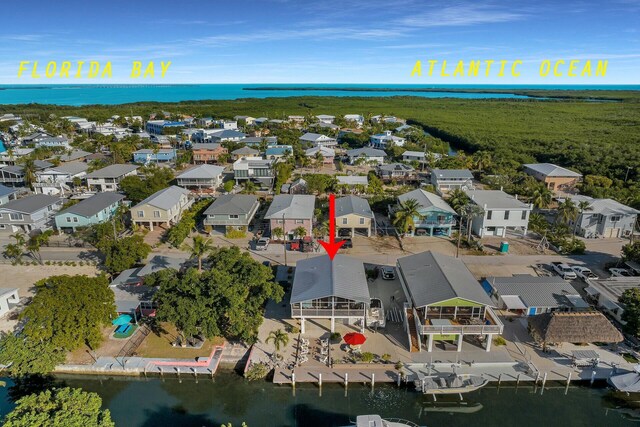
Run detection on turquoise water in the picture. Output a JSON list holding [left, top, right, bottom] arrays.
[[0, 373, 638, 426], [0, 139, 5, 153], [0, 84, 638, 106]]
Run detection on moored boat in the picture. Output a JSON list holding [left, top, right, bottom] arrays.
[[346, 415, 424, 427], [414, 373, 488, 395]]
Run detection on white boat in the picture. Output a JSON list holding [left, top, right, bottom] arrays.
[[414, 373, 488, 395], [367, 298, 386, 328], [608, 365, 640, 394], [347, 415, 424, 427]]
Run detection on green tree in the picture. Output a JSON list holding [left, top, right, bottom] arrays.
[[3, 243, 23, 263], [181, 235, 214, 271], [266, 329, 289, 354], [271, 227, 284, 241], [557, 198, 578, 225], [99, 235, 151, 274], [241, 180, 257, 194], [0, 334, 65, 376], [223, 180, 234, 193], [531, 187, 553, 209], [393, 198, 424, 236], [20, 275, 116, 351], [3, 387, 114, 427], [623, 242, 640, 264], [293, 226, 307, 239], [620, 288, 640, 336], [528, 213, 549, 235], [25, 231, 54, 264], [119, 165, 174, 204], [574, 200, 592, 235], [446, 188, 470, 213]]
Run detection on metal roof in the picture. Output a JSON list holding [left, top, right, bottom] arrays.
[[305, 146, 335, 156], [336, 175, 368, 186], [486, 275, 582, 308], [86, 164, 139, 179], [137, 255, 189, 277], [378, 163, 414, 172], [231, 146, 259, 155], [431, 169, 473, 179], [42, 162, 88, 176], [264, 195, 315, 219], [177, 164, 224, 179], [524, 163, 582, 178], [299, 133, 334, 142], [346, 147, 387, 158], [0, 184, 17, 198], [57, 192, 124, 218], [290, 255, 370, 304], [58, 149, 91, 162], [191, 143, 223, 151], [465, 189, 530, 209], [561, 195, 640, 216], [335, 196, 373, 218], [398, 189, 457, 214], [203, 194, 259, 216], [0, 194, 61, 214], [133, 185, 190, 211], [397, 251, 493, 307]]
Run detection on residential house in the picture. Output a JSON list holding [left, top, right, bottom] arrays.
[[192, 128, 245, 143], [265, 145, 293, 161], [176, 164, 224, 191], [133, 149, 176, 163], [315, 114, 335, 124], [288, 115, 305, 125], [397, 251, 503, 352], [242, 136, 278, 147], [0, 184, 18, 205], [464, 189, 533, 237], [234, 115, 256, 125], [34, 162, 88, 195], [371, 115, 403, 124], [57, 149, 91, 163], [299, 133, 337, 148], [145, 120, 186, 135], [370, 131, 405, 149], [203, 194, 260, 233], [344, 114, 364, 127], [231, 146, 259, 160], [264, 194, 315, 240], [34, 136, 71, 149], [233, 157, 275, 188], [0, 148, 34, 165], [305, 146, 335, 164], [394, 189, 457, 237], [310, 122, 339, 131], [563, 195, 639, 238], [402, 151, 442, 166], [131, 185, 193, 231], [335, 195, 374, 237], [0, 288, 20, 318], [585, 277, 640, 323], [523, 163, 582, 193], [55, 192, 125, 232], [336, 176, 368, 192], [281, 178, 308, 195], [196, 117, 214, 127], [345, 148, 386, 165], [430, 169, 474, 194], [86, 164, 139, 192], [0, 194, 62, 234], [0, 160, 53, 187], [253, 117, 269, 126], [290, 255, 370, 333], [213, 119, 238, 130], [482, 275, 589, 316], [191, 143, 228, 164], [376, 163, 415, 182]]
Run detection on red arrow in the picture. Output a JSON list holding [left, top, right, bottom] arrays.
[[319, 193, 345, 260]]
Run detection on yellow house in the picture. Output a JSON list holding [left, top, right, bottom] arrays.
[[335, 195, 374, 237], [132, 185, 193, 231]]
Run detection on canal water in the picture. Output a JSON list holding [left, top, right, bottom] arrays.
[[0, 372, 637, 426]]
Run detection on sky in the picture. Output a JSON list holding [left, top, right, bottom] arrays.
[[0, 0, 639, 84]]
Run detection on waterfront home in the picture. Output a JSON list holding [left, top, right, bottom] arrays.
[[203, 194, 260, 233], [528, 312, 622, 350], [288, 115, 305, 125], [376, 163, 415, 182], [265, 145, 293, 160], [234, 115, 256, 125], [397, 251, 503, 352], [315, 114, 335, 124], [430, 169, 474, 194], [133, 149, 176, 163], [561, 195, 638, 238], [254, 117, 269, 126], [264, 194, 315, 240], [344, 114, 364, 127], [0, 288, 19, 318], [335, 195, 374, 237], [192, 128, 245, 143], [86, 164, 139, 192], [145, 120, 186, 135], [346, 148, 386, 165], [369, 131, 405, 149], [233, 157, 275, 188], [54, 192, 125, 233], [371, 115, 403, 124], [0, 160, 53, 187], [281, 178, 308, 195], [191, 143, 228, 164], [299, 132, 338, 148], [585, 277, 640, 323], [34, 162, 88, 195], [0, 194, 62, 234], [57, 149, 91, 163], [213, 119, 238, 130], [0, 184, 17, 205], [231, 146, 259, 160], [33, 136, 70, 149], [393, 189, 457, 237], [482, 275, 588, 316], [21, 132, 49, 145], [131, 185, 193, 231], [464, 189, 532, 237], [290, 254, 370, 333], [402, 151, 442, 166], [523, 163, 582, 193], [0, 148, 34, 165], [176, 164, 224, 191], [304, 146, 335, 164]]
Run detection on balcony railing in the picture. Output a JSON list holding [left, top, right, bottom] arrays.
[[419, 306, 503, 335], [291, 308, 366, 318], [415, 219, 456, 227]]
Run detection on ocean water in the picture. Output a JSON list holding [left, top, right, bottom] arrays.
[[0, 84, 637, 106]]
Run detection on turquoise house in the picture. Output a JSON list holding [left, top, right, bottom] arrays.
[[55, 192, 125, 232], [395, 189, 457, 236]]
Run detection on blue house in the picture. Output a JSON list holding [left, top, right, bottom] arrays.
[[55, 192, 125, 232], [133, 149, 176, 163], [145, 120, 186, 135], [265, 145, 293, 160], [394, 189, 457, 236]]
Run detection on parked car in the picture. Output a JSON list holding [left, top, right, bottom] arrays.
[[337, 238, 353, 249], [571, 266, 598, 281], [338, 228, 352, 237], [255, 237, 270, 251], [609, 268, 632, 277], [551, 262, 578, 280], [380, 266, 396, 280]]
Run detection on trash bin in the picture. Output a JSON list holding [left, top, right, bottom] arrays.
[[499, 241, 509, 253]]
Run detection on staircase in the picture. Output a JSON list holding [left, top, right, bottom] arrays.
[[405, 309, 420, 353]]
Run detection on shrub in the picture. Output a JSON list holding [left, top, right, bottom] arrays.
[[360, 352, 375, 363], [244, 362, 270, 381], [330, 332, 341, 343], [225, 226, 247, 239], [493, 336, 507, 346], [287, 325, 300, 334], [381, 353, 392, 363]]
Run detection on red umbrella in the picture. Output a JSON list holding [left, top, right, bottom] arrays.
[[343, 332, 366, 346]]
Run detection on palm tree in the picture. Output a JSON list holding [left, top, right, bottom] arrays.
[[460, 203, 485, 240], [313, 221, 329, 239], [293, 226, 307, 239], [532, 187, 553, 209], [446, 189, 469, 213], [574, 200, 593, 235], [181, 235, 215, 271], [528, 213, 549, 235], [9, 231, 27, 247], [557, 198, 578, 225], [392, 199, 424, 237], [266, 329, 290, 355], [271, 227, 284, 242], [472, 150, 492, 172], [241, 180, 257, 195], [21, 158, 37, 190]]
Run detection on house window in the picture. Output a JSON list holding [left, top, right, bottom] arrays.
[[9, 213, 23, 221], [153, 211, 161, 218], [342, 218, 348, 225], [137, 211, 144, 218], [73, 217, 78, 223], [610, 215, 621, 222], [521, 211, 527, 220], [504, 211, 510, 220], [295, 219, 304, 224], [66, 217, 72, 223], [277, 219, 284, 224], [486, 211, 492, 220], [0, 225, 5, 229], [359, 217, 365, 225], [229, 214, 239, 219]]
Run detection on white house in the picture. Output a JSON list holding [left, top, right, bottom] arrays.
[[86, 164, 139, 192], [369, 131, 405, 149], [402, 151, 442, 165], [345, 148, 386, 165], [563, 195, 639, 238], [213, 119, 238, 130], [34, 162, 88, 195], [315, 115, 335, 124], [344, 114, 364, 127], [299, 133, 338, 148], [431, 169, 474, 194], [464, 189, 533, 237]]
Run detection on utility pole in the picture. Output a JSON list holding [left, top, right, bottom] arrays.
[[283, 212, 287, 266]]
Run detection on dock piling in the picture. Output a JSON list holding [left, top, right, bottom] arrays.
[[292, 372, 296, 388], [541, 372, 547, 394], [319, 373, 322, 388], [344, 373, 348, 389], [371, 373, 375, 390], [590, 370, 596, 386], [516, 374, 520, 389]]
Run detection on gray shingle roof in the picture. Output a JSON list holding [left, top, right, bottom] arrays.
[[300, 133, 333, 142], [133, 185, 190, 211], [177, 164, 224, 179], [203, 194, 259, 216], [431, 169, 473, 179], [191, 143, 223, 151], [137, 255, 189, 277], [563, 195, 640, 216], [86, 164, 139, 179], [398, 189, 456, 214], [397, 251, 493, 307], [264, 195, 315, 219], [524, 163, 582, 178], [346, 148, 387, 158], [378, 163, 414, 173], [465, 189, 530, 210], [43, 162, 88, 176], [336, 175, 368, 186], [232, 146, 259, 155], [486, 275, 582, 308], [58, 149, 91, 162], [0, 194, 61, 214], [241, 136, 278, 145], [0, 184, 17, 198], [57, 193, 125, 218], [335, 196, 373, 218], [290, 255, 370, 304]]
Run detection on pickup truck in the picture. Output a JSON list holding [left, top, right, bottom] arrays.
[[551, 262, 578, 280]]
